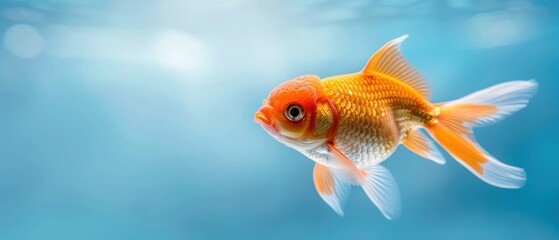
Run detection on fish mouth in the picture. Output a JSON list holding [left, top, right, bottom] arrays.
[[254, 105, 273, 126], [254, 112, 270, 125]]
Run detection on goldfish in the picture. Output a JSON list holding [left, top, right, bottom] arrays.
[[254, 35, 537, 220]]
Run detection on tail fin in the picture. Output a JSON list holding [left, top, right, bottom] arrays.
[[425, 80, 537, 188]]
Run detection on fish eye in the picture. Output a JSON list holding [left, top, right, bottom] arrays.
[[285, 103, 304, 122]]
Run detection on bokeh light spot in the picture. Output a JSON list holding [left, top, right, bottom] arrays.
[[152, 30, 210, 73], [3, 24, 43, 58]]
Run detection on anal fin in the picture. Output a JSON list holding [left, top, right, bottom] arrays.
[[402, 128, 445, 165]]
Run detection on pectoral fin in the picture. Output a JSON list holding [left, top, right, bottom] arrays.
[[313, 163, 352, 216], [325, 143, 402, 220], [326, 143, 364, 184]]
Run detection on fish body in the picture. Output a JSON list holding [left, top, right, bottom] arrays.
[[321, 72, 434, 167], [254, 35, 537, 219]]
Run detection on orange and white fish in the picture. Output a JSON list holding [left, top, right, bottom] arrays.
[[254, 35, 537, 220]]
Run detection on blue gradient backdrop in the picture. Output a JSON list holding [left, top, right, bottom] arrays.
[[0, 0, 558, 239]]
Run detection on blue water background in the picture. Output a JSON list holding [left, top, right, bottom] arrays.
[[0, 0, 558, 239]]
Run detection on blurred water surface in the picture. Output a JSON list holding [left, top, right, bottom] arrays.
[[0, 0, 558, 239]]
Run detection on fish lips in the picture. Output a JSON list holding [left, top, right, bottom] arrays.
[[254, 105, 274, 127]]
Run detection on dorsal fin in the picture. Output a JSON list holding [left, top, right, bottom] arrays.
[[362, 35, 430, 100]]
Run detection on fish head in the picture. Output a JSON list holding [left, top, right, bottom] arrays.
[[255, 75, 331, 150]]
